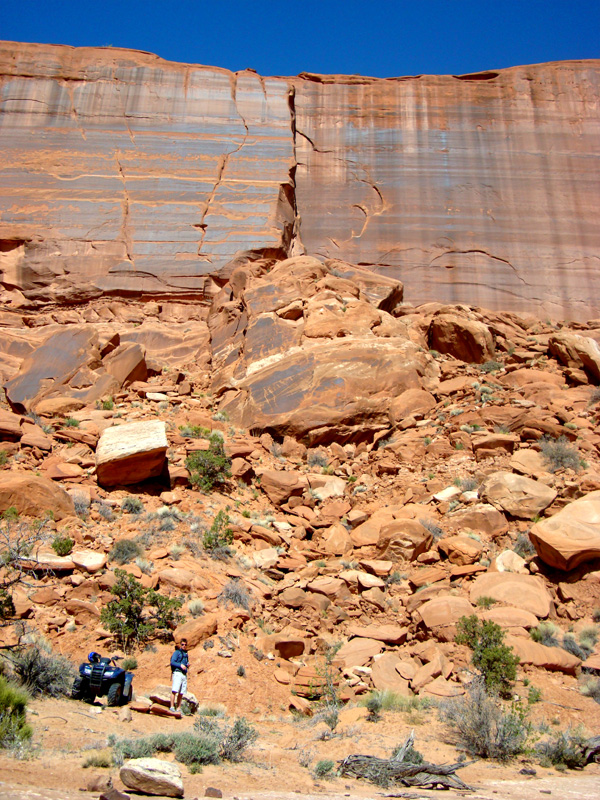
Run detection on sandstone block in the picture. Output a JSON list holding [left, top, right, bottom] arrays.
[[120, 758, 183, 798], [529, 490, 600, 570], [481, 471, 557, 519], [96, 420, 168, 487], [0, 472, 75, 520]]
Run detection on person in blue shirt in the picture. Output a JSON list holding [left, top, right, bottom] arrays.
[[170, 638, 189, 713]]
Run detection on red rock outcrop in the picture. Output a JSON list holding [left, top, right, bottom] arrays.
[[1, 43, 599, 319]]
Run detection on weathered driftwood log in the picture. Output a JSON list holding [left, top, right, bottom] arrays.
[[338, 733, 475, 791]]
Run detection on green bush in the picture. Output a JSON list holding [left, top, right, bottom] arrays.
[[185, 437, 231, 492], [63, 417, 80, 428], [173, 731, 220, 772], [51, 535, 74, 557], [513, 532, 536, 558], [456, 615, 519, 696], [313, 759, 335, 778], [480, 361, 503, 373], [0, 451, 8, 467], [439, 679, 529, 761], [179, 425, 212, 439], [203, 510, 233, 559], [562, 633, 589, 660], [365, 693, 383, 721], [121, 657, 138, 671], [10, 642, 75, 697], [82, 752, 113, 768], [0, 675, 32, 749], [101, 398, 114, 411], [100, 569, 182, 651], [109, 538, 143, 565]]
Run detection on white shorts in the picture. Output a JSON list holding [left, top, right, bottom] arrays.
[[171, 670, 188, 695]]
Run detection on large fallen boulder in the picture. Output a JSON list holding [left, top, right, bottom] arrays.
[[469, 572, 551, 618], [506, 635, 582, 674], [0, 472, 75, 520], [120, 758, 183, 798], [428, 314, 495, 364], [529, 490, 600, 570], [481, 471, 557, 519], [95, 420, 168, 487]]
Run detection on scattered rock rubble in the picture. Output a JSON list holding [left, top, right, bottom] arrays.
[[1, 255, 600, 725]]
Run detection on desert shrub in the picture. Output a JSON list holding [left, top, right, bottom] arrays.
[[530, 621, 560, 648], [63, 417, 80, 428], [109, 538, 143, 565], [73, 497, 89, 519], [528, 686, 542, 704], [439, 679, 529, 761], [480, 360, 503, 373], [185, 438, 231, 492], [9, 642, 75, 698], [419, 518, 444, 540], [307, 450, 328, 469], [121, 657, 138, 671], [365, 693, 383, 721], [476, 596, 497, 609], [580, 677, 600, 704], [218, 579, 252, 611], [135, 557, 153, 575], [203, 510, 233, 559], [578, 626, 598, 652], [460, 477, 478, 492], [188, 599, 205, 617], [0, 451, 8, 467], [0, 676, 32, 749], [110, 735, 157, 764], [95, 501, 115, 521], [536, 729, 588, 770], [82, 752, 113, 768], [562, 633, 589, 660], [100, 569, 182, 651], [51, 535, 74, 557], [313, 759, 335, 779], [359, 691, 433, 714], [197, 703, 226, 717], [101, 398, 114, 411], [236, 665, 246, 677], [0, 516, 51, 624], [390, 740, 424, 764], [179, 425, 212, 439], [456, 615, 519, 695], [540, 436, 581, 473], [121, 496, 144, 515], [219, 717, 258, 762], [173, 731, 220, 772], [169, 544, 186, 560], [513, 532, 536, 558]]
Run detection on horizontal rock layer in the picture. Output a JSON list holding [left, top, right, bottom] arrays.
[[0, 43, 599, 318]]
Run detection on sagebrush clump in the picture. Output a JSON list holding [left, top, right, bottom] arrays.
[[439, 679, 529, 761]]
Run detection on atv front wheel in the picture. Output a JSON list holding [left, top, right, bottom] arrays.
[[72, 676, 85, 700], [107, 681, 123, 706], [122, 683, 133, 704]]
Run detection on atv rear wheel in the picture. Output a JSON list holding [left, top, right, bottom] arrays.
[[107, 681, 122, 706], [71, 676, 85, 700], [122, 682, 133, 704]]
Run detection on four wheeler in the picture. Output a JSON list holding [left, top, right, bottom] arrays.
[[72, 652, 134, 706]]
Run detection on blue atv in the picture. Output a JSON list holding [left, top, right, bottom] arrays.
[[72, 652, 134, 706]]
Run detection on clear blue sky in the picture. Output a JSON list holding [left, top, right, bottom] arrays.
[[1, 0, 598, 78]]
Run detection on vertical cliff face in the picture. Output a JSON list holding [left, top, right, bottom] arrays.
[[293, 63, 600, 319], [0, 43, 599, 318], [0, 44, 296, 301]]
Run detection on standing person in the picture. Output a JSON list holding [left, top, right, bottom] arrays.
[[170, 638, 189, 713]]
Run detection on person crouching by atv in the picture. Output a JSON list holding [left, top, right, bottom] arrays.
[[170, 638, 189, 713]]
